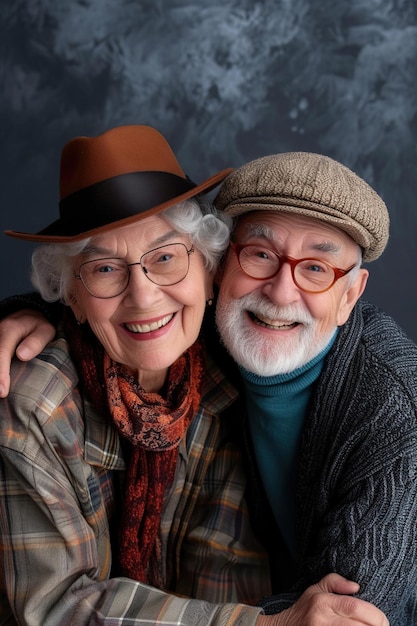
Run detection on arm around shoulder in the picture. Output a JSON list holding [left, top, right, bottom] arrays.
[[0, 293, 60, 397]]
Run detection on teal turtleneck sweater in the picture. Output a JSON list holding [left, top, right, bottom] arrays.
[[240, 334, 336, 557]]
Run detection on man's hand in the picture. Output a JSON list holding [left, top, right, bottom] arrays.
[[0, 310, 55, 397], [257, 573, 389, 625]]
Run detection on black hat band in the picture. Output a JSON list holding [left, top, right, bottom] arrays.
[[39, 171, 197, 237]]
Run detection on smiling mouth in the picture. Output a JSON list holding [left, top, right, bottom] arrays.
[[124, 313, 174, 334], [248, 311, 299, 330]]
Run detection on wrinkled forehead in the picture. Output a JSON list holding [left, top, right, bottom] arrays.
[[82, 215, 179, 254], [233, 210, 359, 251]]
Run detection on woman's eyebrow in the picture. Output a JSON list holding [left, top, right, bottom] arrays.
[[81, 244, 112, 258], [151, 229, 182, 246], [81, 230, 182, 259]]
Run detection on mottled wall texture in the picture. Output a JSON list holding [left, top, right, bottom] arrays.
[[1, 0, 416, 339]]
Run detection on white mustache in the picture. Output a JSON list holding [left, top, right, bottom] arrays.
[[238, 293, 314, 326]]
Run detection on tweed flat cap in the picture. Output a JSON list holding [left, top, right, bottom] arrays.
[[215, 152, 390, 261]]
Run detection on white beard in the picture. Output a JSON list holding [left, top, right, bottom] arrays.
[[215, 291, 337, 376]]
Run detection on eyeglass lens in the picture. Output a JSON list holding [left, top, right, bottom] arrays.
[[79, 243, 192, 297], [237, 245, 338, 292]]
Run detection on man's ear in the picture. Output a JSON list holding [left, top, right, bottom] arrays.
[[336, 268, 369, 326]]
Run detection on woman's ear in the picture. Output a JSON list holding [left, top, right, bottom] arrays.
[[204, 268, 215, 301], [67, 292, 86, 325]]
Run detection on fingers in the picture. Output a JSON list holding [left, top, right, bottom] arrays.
[[15, 326, 56, 361], [315, 572, 360, 595], [331, 595, 389, 625], [257, 574, 389, 626], [0, 311, 55, 398], [304, 574, 389, 625]]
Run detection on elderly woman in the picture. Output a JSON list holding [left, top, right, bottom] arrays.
[[0, 126, 388, 626]]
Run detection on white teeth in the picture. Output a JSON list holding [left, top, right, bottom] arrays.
[[258, 320, 295, 330], [125, 314, 174, 333], [252, 313, 297, 330]]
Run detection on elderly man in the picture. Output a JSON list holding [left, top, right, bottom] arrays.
[[1, 151, 413, 624], [211, 152, 417, 625]]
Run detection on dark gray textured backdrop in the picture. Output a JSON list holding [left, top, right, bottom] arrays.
[[1, 0, 416, 340]]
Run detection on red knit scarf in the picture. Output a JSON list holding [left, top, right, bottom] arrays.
[[63, 310, 204, 586]]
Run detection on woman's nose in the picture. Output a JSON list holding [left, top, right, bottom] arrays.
[[122, 264, 163, 306]]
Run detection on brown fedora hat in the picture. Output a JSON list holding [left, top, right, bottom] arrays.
[[5, 125, 233, 243]]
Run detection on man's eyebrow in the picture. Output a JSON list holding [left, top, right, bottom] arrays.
[[240, 223, 272, 240], [239, 223, 342, 255], [310, 241, 341, 255]]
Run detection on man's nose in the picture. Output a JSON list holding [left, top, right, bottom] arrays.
[[260, 261, 301, 305]]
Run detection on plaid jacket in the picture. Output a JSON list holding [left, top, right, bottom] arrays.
[[0, 336, 269, 625]]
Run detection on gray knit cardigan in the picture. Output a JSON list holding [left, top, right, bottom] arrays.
[[248, 300, 417, 625]]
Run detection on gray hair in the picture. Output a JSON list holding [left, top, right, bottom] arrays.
[[31, 197, 232, 303]]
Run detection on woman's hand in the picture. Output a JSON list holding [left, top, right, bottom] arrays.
[[0, 310, 55, 397], [257, 573, 389, 626]]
